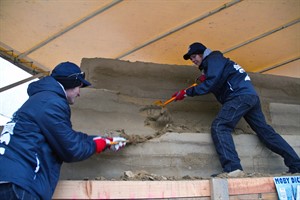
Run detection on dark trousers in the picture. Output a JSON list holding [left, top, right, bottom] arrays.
[[211, 94, 300, 173], [0, 183, 39, 200]]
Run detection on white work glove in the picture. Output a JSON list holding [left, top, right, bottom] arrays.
[[93, 136, 127, 153], [105, 136, 127, 152]]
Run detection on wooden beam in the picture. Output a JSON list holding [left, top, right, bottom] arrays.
[[53, 180, 210, 199], [229, 193, 278, 200], [228, 177, 276, 195], [0, 73, 44, 93], [0, 45, 50, 75], [52, 177, 277, 199]]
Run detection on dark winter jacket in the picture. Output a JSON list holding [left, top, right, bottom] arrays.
[[186, 51, 257, 104], [0, 76, 96, 200]]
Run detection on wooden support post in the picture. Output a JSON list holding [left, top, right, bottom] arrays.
[[210, 178, 229, 200]]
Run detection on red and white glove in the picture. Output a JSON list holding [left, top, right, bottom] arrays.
[[93, 136, 127, 153], [172, 89, 186, 101]]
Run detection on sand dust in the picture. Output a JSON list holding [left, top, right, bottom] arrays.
[[92, 170, 300, 181], [105, 104, 199, 145]]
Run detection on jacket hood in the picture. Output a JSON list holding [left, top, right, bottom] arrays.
[[199, 48, 213, 70], [27, 76, 66, 98], [202, 48, 212, 60]]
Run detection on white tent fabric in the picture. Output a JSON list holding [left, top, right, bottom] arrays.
[[0, 0, 299, 77]]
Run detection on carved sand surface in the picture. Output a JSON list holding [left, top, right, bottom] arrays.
[[14, 58, 300, 180]]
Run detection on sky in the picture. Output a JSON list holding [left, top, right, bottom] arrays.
[[0, 57, 38, 125]]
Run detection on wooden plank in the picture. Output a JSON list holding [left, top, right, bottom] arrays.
[[0, 73, 44, 93], [211, 178, 229, 200], [53, 177, 277, 199], [228, 177, 275, 195], [52, 180, 211, 199], [229, 192, 277, 200], [261, 192, 279, 200]]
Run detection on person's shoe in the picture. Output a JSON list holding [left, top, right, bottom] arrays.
[[227, 169, 245, 177], [211, 169, 244, 178]]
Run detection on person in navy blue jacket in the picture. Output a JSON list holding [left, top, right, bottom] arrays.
[[0, 62, 127, 200], [173, 42, 300, 176]]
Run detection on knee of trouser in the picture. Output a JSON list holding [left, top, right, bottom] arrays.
[[211, 119, 235, 137], [211, 119, 219, 135]]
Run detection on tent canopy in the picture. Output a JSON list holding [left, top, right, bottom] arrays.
[[0, 0, 299, 78]]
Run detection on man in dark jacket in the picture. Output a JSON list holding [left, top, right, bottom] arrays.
[[173, 42, 300, 176], [0, 61, 126, 200]]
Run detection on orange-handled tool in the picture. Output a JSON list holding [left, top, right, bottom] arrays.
[[154, 83, 197, 107], [109, 140, 130, 145]]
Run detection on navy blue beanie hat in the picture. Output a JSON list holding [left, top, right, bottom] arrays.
[[51, 61, 91, 89], [183, 42, 207, 60]]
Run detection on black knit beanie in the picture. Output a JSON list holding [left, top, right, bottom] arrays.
[[54, 77, 82, 89]]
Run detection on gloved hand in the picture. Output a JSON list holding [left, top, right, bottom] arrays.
[[93, 136, 127, 153], [195, 74, 206, 83], [105, 137, 127, 152], [171, 89, 186, 101]]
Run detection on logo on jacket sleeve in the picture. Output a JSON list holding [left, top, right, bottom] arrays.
[[0, 122, 15, 155]]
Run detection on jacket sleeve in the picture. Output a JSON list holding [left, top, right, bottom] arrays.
[[186, 53, 227, 96], [36, 98, 97, 162]]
